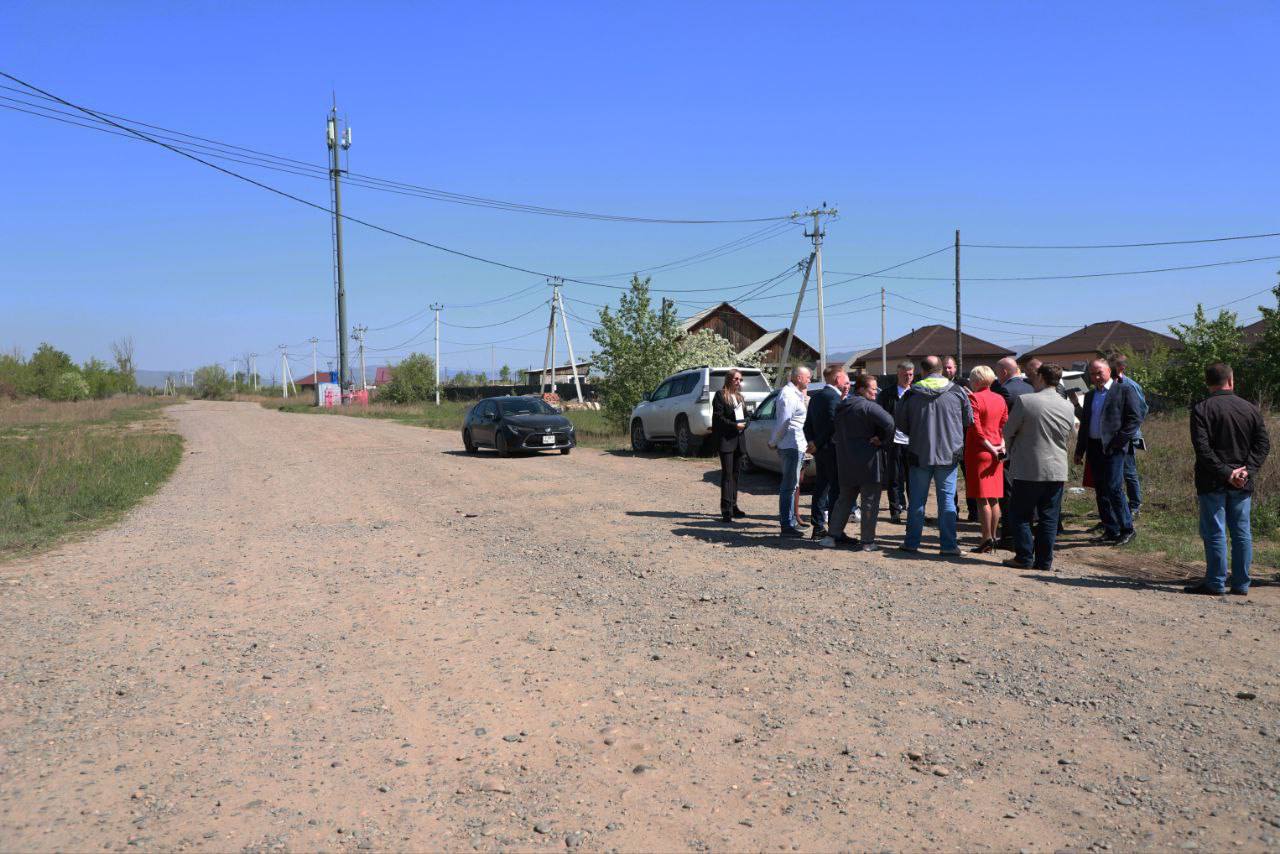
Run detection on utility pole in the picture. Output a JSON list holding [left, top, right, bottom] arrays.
[[954, 229, 963, 377], [490, 344, 495, 385], [249, 353, 259, 390], [309, 337, 319, 383], [551, 280, 584, 404], [327, 100, 353, 393], [776, 255, 816, 387], [541, 281, 560, 395], [352, 325, 368, 390], [279, 346, 290, 398], [880, 287, 887, 376], [431, 303, 443, 405], [798, 205, 838, 375]]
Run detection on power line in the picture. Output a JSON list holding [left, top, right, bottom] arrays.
[[0, 84, 793, 225], [440, 300, 550, 329], [826, 254, 1280, 282], [964, 231, 1280, 249]]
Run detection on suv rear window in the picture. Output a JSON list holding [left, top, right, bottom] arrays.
[[710, 370, 770, 394]]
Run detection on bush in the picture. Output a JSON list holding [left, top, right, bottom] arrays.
[[193, 364, 233, 400], [379, 353, 438, 403], [49, 371, 90, 402]]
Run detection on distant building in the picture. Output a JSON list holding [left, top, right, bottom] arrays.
[[1019, 321, 1182, 371], [680, 301, 820, 369], [1242, 317, 1268, 347], [843, 325, 1014, 374], [373, 366, 393, 386], [295, 371, 335, 392], [521, 362, 593, 385]]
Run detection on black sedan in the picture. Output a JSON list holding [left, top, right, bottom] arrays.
[[462, 396, 576, 457]]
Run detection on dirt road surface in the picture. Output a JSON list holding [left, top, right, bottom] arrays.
[[2, 401, 1277, 852]]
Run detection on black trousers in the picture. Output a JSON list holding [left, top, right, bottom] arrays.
[[718, 446, 743, 516], [885, 444, 909, 517], [810, 444, 839, 530]]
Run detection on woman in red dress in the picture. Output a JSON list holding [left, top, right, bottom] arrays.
[[964, 365, 1009, 553]]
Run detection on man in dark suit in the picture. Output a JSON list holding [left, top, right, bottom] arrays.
[[822, 373, 897, 550], [804, 365, 849, 538], [991, 356, 1035, 546], [875, 360, 915, 523], [1074, 357, 1143, 545]]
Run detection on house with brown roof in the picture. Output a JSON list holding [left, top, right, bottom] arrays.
[[842, 325, 1014, 374], [680, 301, 820, 368], [1019, 321, 1182, 371], [1242, 317, 1268, 346]]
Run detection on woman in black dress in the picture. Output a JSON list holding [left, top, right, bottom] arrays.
[[712, 370, 749, 522]]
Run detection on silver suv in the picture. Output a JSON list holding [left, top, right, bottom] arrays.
[[629, 366, 772, 456]]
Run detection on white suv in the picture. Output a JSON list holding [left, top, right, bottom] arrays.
[[629, 366, 773, 456]]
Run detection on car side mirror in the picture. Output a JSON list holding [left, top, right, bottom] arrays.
[[642, 392, 652, 402]]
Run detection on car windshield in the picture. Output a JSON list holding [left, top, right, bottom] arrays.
[[710, 370, 770, 394], [497, 398, 556, 416]]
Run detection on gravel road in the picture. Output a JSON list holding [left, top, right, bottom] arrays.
[[1, 401, 1277, 852]]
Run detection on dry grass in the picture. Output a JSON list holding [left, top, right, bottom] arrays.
[[0, 397, 182, 558], [0, 396, 168, 427]]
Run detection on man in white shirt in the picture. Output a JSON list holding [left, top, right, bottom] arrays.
[[769, 366, 811, 537]]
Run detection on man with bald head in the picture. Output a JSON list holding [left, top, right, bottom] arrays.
[[992, 357, 1034, 403], [1074, 358, 1143, 545]]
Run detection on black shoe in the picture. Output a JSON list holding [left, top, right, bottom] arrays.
[[896, 545, 919, 554], [1087, 522, 1106, 534], [833, 533, 860, 547], [1229, 588, 1249, 597], [810, 527, 828, 540], [779, 527, 806, 539], [721, 514, 734, 524], [1002, 557, 1032, 569], [1091, 533, 1120, 545], [1033, 564, 1057, 573], [889, 514, 903, 525], [732, 508, 748, 519], [1112, 530, 1136, 546], [1183, 582, 1225, 596]]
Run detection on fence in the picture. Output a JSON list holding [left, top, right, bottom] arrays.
[[435, 383, 600, 403]]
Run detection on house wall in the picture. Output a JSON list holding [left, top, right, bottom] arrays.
[[689, 312, 764, 354], [758, 340, 819, 366], [851, 353, 1007, 373]]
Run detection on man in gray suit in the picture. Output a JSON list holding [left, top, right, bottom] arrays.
[[821, 373, 897, 551], [1001, 363, 1077, 571]]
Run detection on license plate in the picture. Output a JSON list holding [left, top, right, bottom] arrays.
[[542, 435, 556, 445]]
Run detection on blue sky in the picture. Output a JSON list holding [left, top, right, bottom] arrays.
[[3, 1, 1278, 377]]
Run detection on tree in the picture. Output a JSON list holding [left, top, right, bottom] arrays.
[[0, 349, 29, 399], [1129, 306, 1244, 407], [49, 370, 90, 401], [110, 336, 137, 392], [81, 357, 120, 399], [27, 343, 75, 398], [499, 364, 512, 383], [379, 353, 438, 403], [674, 328, 762, 372], [193, 364, 233, 400], [590, 276, 683, 429], [1242, 277, 1280, 407]]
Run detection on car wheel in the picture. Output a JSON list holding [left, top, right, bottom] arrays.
[[496, 432, 512, 458], [741, 447, 757, 472], [463, 429, 477, 454], [560, 447, 571, 455], [674, 416, 696, 457], [630, 419, 653, 453]]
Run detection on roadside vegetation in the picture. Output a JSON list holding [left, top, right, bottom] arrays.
[[0, 338, 138, 401], [0, 397, 183, 558]]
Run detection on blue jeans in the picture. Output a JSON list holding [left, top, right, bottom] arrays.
[[810, 445, 839, 530], [1009, 480, 1064, 569], [1124, 451, 1142, 510], [1198, 490, 1253, 592], [778, 447, 803, 530], [904, 463, 958, 551], [1087, 439, 1132, 538]]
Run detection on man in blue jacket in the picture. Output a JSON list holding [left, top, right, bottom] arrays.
[[1110, 354, 1148, 518], [1074, 358, 1144, 545]]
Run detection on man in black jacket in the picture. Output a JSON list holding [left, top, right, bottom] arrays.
[[805, 365, 849, 538], [1074, 358, 1144, 545], [875, 361, 915, 523], [1185, 363, 1271, 596]]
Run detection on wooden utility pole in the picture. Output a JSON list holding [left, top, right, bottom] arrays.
[[954, 229, 963, 377], [880, 287, 887, 376]]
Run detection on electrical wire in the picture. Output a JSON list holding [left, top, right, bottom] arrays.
[[964, 232, 1280, 249], [0, 83, 793, 224], [826, 254, 1280, 282], [440, 300, 550, 329]]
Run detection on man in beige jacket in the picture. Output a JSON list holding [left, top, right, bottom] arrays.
[[1001, 362, 1076, 571]]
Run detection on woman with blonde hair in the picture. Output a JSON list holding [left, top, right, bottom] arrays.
[[711, 370, 749, 523], [964, 364, 1009, 552]]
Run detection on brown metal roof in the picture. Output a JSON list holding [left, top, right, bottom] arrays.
[[1242, 318, 1267, 346], [1020, 321, 1182, 358], [848, 324, 1014, 366]]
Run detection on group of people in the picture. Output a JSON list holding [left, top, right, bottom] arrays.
[[711, 352, 1270, 594]]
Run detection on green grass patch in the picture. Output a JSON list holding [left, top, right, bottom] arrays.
[[262, 399, 630, 449], [0, 398, 183, 559]]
